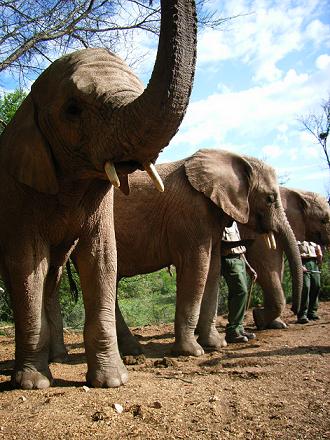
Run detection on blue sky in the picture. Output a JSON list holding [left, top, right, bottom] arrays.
[[1, 0, 330, 196], [138, 0, 330, 197]]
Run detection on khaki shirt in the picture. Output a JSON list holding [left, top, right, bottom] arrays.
[[297, 241, 318, 258], [222, 222, 246, 256]]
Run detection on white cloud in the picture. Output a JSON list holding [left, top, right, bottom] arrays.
[[262, 144, 283, 158], [305, 19, 330, 45], [171, 67, 326, 149], [197, 0, 330, 82], [315, 53, 330, 70]]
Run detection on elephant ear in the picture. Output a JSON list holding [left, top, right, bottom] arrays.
[[0, 94, 58, 194], [184, 149, 253, 224], [281, 187, 309, 212]]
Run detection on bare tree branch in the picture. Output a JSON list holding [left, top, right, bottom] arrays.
[[298, 95, 330, 172], [0, 0, 240, 84]]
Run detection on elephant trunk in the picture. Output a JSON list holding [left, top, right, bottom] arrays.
[[115, 0, 197, 164], [275, 209, 303, 314]]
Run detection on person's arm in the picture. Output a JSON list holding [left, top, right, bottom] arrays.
[[316, 245, 323, 267]]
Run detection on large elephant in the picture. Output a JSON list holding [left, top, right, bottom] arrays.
[[244, 187, 330, 330], [114, 149, 303, 357], [0, 0, 197, 389]]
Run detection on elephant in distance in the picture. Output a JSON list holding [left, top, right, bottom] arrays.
[[243, 187, 330, 329]]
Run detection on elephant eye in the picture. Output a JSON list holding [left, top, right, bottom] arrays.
[[266, 194, 276, 204], [321, 217, 329, 224], [65, 100, 82, 120]]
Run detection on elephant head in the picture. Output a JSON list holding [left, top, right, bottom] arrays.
[[280, 187, 330, 246], [0, 0, 197, 194], [184, 149, 303, 313]]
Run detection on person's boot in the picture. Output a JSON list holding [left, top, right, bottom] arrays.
[[240, 329, 256, 340], [307, 313, 320, 320], [296, 315, 309, 324], [226, 331, 248, 343]]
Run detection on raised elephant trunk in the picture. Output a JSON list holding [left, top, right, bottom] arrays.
[[116, 0, 197, 164], [275, 209, 303, 314]]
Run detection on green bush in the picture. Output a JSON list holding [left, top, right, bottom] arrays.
[[320, 249, 330, 299], [1, 252, 329, 329], [118, 268, 176, 326]]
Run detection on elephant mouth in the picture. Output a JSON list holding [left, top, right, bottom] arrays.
[[115, 161, 142, 175], [104, 160, 164, 192]]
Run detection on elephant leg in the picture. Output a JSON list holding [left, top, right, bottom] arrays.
[[45, 266, 68, 363], [248, 250, 287, 330], [116, 296, 143, 356], [74, 216, 128, 388], [5, 243, 52, 389], [196, 247, 227, 350], [252, 280, 287, 330], [172, 249, 211, 357]]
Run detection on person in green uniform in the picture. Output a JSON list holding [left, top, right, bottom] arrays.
[[296, 241, 323, 324], [221, 221, 257, 343]]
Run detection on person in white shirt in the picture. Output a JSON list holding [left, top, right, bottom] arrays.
[[221, 222, 257, 343], [296, 241, 323, 324]]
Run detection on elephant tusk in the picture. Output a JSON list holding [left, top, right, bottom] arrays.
[[143, 162, 164, 192], [269, 232, 277, 250], [104, 161, 120, 188], [263, 233, 277, 250], [263, 234, 272, 249]]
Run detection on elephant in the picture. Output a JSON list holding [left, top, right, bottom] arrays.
[[242, 187, 330, 330], [0, 0, 197, 389], [113, 149, 303, 357]]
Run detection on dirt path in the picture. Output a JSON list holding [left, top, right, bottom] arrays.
[[0, 303, 329, 439]]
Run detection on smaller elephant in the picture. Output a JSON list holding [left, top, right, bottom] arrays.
[[243, 187, 330, 330], [114, 149, 303, 357]]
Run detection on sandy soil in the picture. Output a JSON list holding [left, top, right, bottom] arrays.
[[0, 303, 329, 440]]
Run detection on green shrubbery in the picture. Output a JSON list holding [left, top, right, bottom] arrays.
[[2, 250, 328, 328]]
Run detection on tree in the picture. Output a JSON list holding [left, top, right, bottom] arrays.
[[0, 0, 238, 84], [298, 95, 330, 176], [0, 89, 27, 133]]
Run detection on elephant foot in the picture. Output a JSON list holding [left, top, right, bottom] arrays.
[[197, 330, 227, 351], [171, 339, 204, 357], [49, 351, 69, 363], [86, 357, 128, 388], [267, 319, 288, 330], [49, 346, 69, 363], [252, 308, 267, 330], [118, 334, 144, 356], [13, 369, 52, 390]]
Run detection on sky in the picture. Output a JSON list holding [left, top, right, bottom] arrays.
[[1, 0, 330, 197], [137, 0, 330, 197]]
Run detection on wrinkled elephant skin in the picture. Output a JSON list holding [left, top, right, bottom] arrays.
[[0, 0, 197, 389]]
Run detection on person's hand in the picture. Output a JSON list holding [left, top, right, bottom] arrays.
[[247, 266, 257, 281], [302, 265, 308, 273]]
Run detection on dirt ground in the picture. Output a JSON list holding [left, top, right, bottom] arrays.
[[0, 303, 329, 440]]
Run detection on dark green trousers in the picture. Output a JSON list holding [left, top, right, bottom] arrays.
[[221, 255, 249, 334], [298, 259, 321, 318]]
